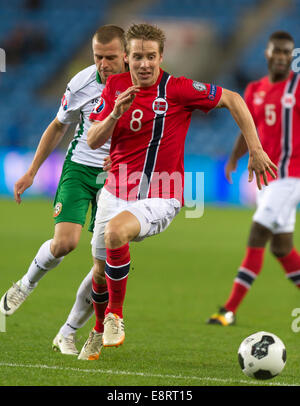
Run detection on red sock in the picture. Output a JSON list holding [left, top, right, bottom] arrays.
[[104, 243, 130, 319], [277, 248, 300, 288], [92, 278, 108, 333], [225, 247, 265, 313]]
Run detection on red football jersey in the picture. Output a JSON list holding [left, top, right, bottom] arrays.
[[245, 71, 300, 180], [90, 69, 222, 203]]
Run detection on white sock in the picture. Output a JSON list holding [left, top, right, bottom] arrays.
[[21, 239, 64, 289], [59, 269, 94, 337]]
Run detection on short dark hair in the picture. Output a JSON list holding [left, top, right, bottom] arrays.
[[126, 23, 166, 54], [93, 25, 126, 51], [269, 31, 294, 44]]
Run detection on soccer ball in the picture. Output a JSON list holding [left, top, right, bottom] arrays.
[[238, 331, 286, 380]]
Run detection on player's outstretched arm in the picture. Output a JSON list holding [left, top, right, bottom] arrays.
[[14, 118, 69, 204], [217, 89, 277, 190], [225, 133, 248, 183], [87, 86, 139, 149]]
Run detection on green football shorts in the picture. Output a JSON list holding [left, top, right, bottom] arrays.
[[53, 159, 107, 232]]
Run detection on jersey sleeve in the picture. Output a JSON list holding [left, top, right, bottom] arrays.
[[89, 77, 114, 122], [56, 84, 81, 124], [175, 77, 222, 113]]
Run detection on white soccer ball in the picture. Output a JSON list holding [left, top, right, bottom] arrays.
[[238, 331, 286, 380]]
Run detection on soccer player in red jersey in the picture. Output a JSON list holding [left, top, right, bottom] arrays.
[[78, 23, 277, 360], [207, 31, 300, 326]]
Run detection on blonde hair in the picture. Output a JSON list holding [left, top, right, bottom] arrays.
[[126, 23, 166, 54]]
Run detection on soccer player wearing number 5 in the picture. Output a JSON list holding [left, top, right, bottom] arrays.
[[207, 31, 300, 326], [0, 25, 127, 354], [77, 23, 277, 360]]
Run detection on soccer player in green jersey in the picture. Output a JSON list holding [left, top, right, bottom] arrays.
[[0, 25, 127, 355]]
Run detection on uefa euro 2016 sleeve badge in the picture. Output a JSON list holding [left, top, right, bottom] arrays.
[[94, 97, 105, 113], [61, 94, 68, 111]]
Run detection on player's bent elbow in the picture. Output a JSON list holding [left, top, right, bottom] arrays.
[[220, 89, 242, 109], [51, 118, 68, 137], [87, 130, 100, 149], [87, 123, 104, 149], [87, 138, 99, 150], [228, 90, 242, 106]]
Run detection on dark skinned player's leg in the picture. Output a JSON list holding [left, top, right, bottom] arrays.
[[271, 233, 300, 288], [223, 221, 272, 313], [208, 222, 272, 325]]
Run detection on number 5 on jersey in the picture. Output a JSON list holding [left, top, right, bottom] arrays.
[[265, 104, 276, 126], [130, 109, 143, 132]]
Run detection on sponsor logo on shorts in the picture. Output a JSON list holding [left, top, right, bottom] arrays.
[[152, 97, 168, 115], [192, 81, 206, 92], [208, 84, 217, 101], [53, 202, 62, 217]]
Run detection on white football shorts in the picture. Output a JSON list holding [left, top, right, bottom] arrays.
[[92, 187, 181, 260], [253, 177, 300, 234]]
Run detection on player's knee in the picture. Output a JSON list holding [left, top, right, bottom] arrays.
[[51, 237, 78, 257], [270, 242, 291, 258], [248, 222, 271, 246], [92, 262, 106, 284], [270, 233, 293, 258], [104, 222, 128, 249]]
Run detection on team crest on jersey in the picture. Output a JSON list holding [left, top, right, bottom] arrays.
[[253, 91, 265, 105], [152, 97, 168, 115], [61, 94, 68, 111], [94, 97, 105, 113], [192, 81, 206, 92], [53, 202, 62, 218], [281, 93, 296, 108]]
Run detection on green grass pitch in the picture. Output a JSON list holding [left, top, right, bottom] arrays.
[[0, 198, 300, 386]]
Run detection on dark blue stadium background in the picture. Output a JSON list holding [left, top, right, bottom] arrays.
[[0, 0, 299, 205]]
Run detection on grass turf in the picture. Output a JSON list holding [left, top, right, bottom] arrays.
[[0, 199, 299, 387]]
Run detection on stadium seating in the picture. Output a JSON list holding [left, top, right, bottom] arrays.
[[0, 0, 299, 157], [142, 0, 262, 39], [205, 2, 300, 158], [140, 0, 300, 157], [0, 0, 108, 148]]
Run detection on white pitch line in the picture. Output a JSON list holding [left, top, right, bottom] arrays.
[[0, 362, 297, 386]]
